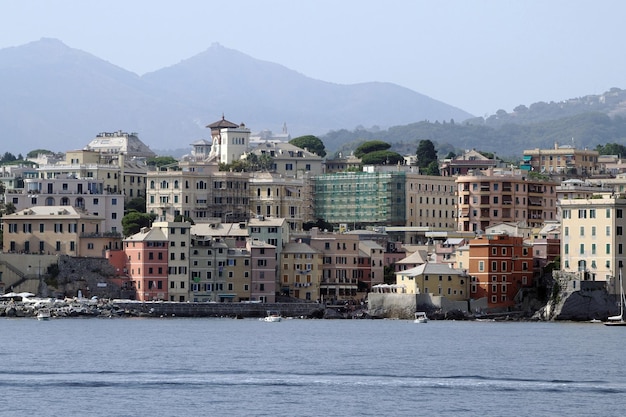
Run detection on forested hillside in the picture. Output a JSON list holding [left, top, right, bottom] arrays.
[[323, 112, 626, 159]]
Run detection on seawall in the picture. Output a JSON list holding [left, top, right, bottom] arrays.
[[112, 301, 325, 318]]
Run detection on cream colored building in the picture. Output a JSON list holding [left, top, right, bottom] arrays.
[[150, 221, 191, 302], [2, 206, 120, 257], [146, 160, 250, 224], [249, 141, 324, 178], [559, 192, 626, 295], [405, 173, 456, 230], [249, 172, 314, 231]]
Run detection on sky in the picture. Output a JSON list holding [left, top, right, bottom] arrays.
[[2, 0, 626, 117]]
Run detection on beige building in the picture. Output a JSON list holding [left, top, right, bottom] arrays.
[[395, 262, 469, 301], [2, 206, 120, 257], [559, 192, 626, 295], [249, 172, 314, 231], [456, 168, 558, 232], [146, 160, 250, 224], [405, 173, 456, 230], [249, 141, 324, 178], [522, 143, 599, 176], [281, 241, 322, 301], [150, 222, 191, 302]]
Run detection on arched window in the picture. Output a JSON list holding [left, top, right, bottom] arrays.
[[45, 197, 55, 206], [75, 197, 84, 208], [61, 197, 70, 206], [150, 180, 155, 189]]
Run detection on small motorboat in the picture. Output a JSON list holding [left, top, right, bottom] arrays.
[[262, 311, 282, 322], [413, 312, 428, 323], [37, 308, 51, 321]]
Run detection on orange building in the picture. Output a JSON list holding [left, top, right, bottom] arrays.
[[468, 233, 533, 311]]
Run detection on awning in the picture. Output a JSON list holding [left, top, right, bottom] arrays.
[[523, 155, 532, 161], [459, 208, 469, 217], [529, 197, 543, 205]]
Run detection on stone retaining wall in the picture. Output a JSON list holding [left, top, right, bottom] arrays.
[[113, 301, 324, 318]]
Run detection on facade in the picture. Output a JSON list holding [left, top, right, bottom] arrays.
[[207, 116, 250, 165], [7, 174, 124, 235], [521, 143, 599, 176], [307, 228, 360, 302], [468, 234, 534, 310], [247, 239, 277, 303], [395, 263, 469, 301], [405, 173, 456, 229], [440, 149, 498, 177], [2, 206, 119, 257], [146, 160, 250, 224], [84, 130, 156, 159], [456, 168, 558, 232], [358, 240, 385, 290], [151, 222, 191, 302], [36, 150, 148, 204], [123, 227, 169, 301], [249, 172, 314, 231], [249, 141, 323, 178], [280, 241, 322, 301], [559, 192, 626, 295], [313, 170, 406, 228]]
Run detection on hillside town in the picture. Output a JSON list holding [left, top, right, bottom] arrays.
[[1, 116, 625, 320]]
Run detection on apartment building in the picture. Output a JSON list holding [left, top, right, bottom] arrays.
[[405, 173, 456, 229], [468, 233, 534, 310], [7, 174, 123, 235], [249, 141, 323, 178], [206, 116, 251, 165], [456, 168, 558, 232], [146, 160, 250, 224], [307, 228, 360, 302], [123, 227, 169, 301], [151, 222, 191, 302], [395, 263, 469, 301], [521, 143, 599, 176], [247, 239, 277, 303], [2, 206, 119, 257], [559, 192, 626, 295], [281, 241, 322, 301], [249, 172, 314, 231]]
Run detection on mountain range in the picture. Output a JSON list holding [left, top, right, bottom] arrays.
[[0, 38, 472, 155]]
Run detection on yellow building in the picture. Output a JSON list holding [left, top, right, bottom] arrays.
[[2, 206, 120, 257], [395, 262, 469, 301], [281, 241, 322, 301]]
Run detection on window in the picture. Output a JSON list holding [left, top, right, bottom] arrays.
[[580, 227, 584, 237], [478, 261, 484, 272]]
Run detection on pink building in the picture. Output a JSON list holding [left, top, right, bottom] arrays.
[[247, 239, 277, 303], [124, 227, 169, 301]]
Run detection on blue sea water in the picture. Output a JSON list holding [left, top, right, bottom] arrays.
[[0, 317, 624, 417]]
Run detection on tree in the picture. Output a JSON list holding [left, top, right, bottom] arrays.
[[354, 141, 391, 158], [416, 139, 438, 170], [303, 218, 334, 232], [596, 143, 626, 157], [147, 156, 178, 168], [361, 150, 404, 165], [424, 161, 440, 176], [126, 197, 146, 214], [27, 149, 53, 158], [122, 211, 155, 237], [289, 135, 327, 157]]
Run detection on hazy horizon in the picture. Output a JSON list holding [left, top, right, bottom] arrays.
[[2, 0, 626, 117]]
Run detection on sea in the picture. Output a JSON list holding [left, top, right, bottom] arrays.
[[1, 317, 624, 417]]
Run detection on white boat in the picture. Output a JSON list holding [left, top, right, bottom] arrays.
[[37, 308, 51, 321], [262, 311, 282, 322], [414, 312, 428, 323], [605, 269, 626, 327]]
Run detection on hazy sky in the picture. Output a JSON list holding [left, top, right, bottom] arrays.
[[2, 0, 625, 117]]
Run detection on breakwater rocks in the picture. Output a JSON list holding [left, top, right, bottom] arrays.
[[0, 299, 327, 319]]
